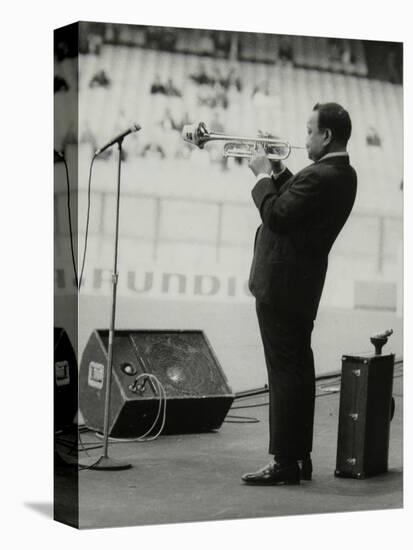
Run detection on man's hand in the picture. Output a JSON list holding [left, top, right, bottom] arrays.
[[248, 145, 272, 176], [256, 130, 285, 175]]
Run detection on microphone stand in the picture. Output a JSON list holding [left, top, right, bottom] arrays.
[[91, 139, 132, 471]]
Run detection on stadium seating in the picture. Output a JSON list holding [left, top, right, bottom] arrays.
[[54, 39, 402, 310]]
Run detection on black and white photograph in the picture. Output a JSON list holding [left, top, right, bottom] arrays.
[[53, 20, 403, 529], [2, 0, 411, 547]]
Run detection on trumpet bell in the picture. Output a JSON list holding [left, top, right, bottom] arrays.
[[182, 122, 209, 148], [223, 141, 291, 161]]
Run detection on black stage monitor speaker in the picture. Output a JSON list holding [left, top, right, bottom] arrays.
[[335, 351, 395, 479], [54, 327, 78, 431], [79, 330, 234, 437]]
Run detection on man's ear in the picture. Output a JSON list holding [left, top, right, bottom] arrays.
[[324, 128, 332, 145]]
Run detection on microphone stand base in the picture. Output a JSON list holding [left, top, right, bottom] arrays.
[[89, 456, 132, 471]]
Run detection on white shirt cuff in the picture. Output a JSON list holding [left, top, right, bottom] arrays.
[[273, 166, 287, 179], [256, 172, 272, 184]]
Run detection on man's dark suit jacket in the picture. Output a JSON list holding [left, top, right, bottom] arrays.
[[249, 155, 357, 320]]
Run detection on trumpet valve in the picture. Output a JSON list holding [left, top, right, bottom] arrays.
[[222, 142, 254, 159], [223, 141, 291, 160]]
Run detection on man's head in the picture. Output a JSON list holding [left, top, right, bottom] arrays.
[[306, 102, 352, 161]]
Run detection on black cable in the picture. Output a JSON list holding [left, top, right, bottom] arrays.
[[74, 363, 405, 457], [77, 430, 105, 471], [77, 429, 94, 456], [78, 154, 97, 289], [224, 414, 260, 424], [54, 425, 104, 470], [231, 364, 404, 411], [78, 457, 105, 471], [54, 438, 77, 450], [59, 154, 79, 287], [79, 426, 91, 433], [78, 444, 103, 452], [231, 402, 269, 410]]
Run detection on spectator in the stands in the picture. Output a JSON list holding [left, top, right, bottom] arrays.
[[189, 62, 215, 86], [214, 67, 227, 89], [54, 76, 69, 93], [328, 38, 348, 71], [150, 74, 167, 95], [228, 67, 243, 92], [89, 69, 111, 88], [88, 33, 103, 55], [252, 82, 270, 103], [55, 39, 69, 62], [140, 140, 166, 159], [198, 31, 215, 56], [214, 82, 229, 109], [212, 31, 231, 58], [215, 66, 242, 92], [144, 26, 159, 49], [387, 49, 401, 84], [341, 43, 352, 65], [145, 27, 176, 51], [328, 39, 342, 60], [366, 126, 382, 147], [140, 110, 169, 160], [165, 78, 182, 97], [278, 36, 293, 64], [160, 28, 177, 51], [158, 107, 185, 157], [151, 76, 166, 95], [196, 83, 228, 110], [151, 76, 182, 97], [197, 86, 214, 108]]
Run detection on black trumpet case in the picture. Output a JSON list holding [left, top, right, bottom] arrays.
[[335, 330, 395, 479]]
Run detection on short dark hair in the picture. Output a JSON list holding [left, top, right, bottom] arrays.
[[313, 102, 352, 145]]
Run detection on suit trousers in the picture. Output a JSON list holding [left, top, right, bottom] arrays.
[[256, 300, 315, 458]]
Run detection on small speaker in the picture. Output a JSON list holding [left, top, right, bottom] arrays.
[[54, 327, 78, 431], [79, 330, 234, 436]]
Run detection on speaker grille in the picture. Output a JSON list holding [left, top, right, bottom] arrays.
[[128, 332, 229, 396]]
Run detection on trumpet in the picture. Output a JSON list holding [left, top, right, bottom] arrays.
[[182, 122, 305, 161]]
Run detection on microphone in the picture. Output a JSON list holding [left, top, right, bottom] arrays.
[[54, 149, 65, 162], [94, 123, 141, 156]]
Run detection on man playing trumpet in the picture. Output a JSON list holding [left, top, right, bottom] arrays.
[[242, 102, 357, 485]]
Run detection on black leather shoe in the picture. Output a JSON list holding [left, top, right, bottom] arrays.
[[298, 458, 312, 481], [242, 461, 300, 485]]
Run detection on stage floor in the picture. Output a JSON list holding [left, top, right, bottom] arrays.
[[55, 368, 403, 529]]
